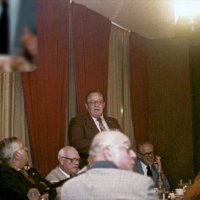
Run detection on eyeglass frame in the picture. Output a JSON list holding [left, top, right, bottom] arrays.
[[107, 144, 133, 154], [87, 100, 104, 106], [61, 156, 80, 163], [139, 151, 155, 158]]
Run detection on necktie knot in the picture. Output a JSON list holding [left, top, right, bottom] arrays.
[[147, 165, 152, 177], [97, 117, 106, 131]]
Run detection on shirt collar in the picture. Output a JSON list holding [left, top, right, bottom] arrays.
[[90, 161, 118, 169]]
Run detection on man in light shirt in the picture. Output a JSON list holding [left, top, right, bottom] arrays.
[[46, 146, 80, 199]]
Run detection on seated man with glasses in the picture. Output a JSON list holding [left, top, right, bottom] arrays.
[[134, 141, 170, 191], [61, 130, 158, 200], [0, 136, 56, 200], [46, 146, 80, 199], [68, 90, 122, 168]]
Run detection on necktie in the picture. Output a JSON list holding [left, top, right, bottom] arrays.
[[0, 1, 9, 54], [147, 165, 152, 177], [97, 118, 106, 131]]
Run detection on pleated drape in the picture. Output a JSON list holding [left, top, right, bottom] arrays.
[[107, 24, 134, 145], [129, 32, 149, 144], [71, 2, 111, 115], [22, 0, 69, 176]]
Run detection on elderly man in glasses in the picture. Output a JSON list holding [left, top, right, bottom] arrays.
[[46, 146, 80, 199], [68, 90, 122, 168], [134, 141, 170, 191], [0, 136, 55, 200], [61, 130, 158, 200]]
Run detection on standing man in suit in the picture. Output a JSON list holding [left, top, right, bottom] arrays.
[[68, 90, 122, 168], [61, 130, 158, 200], [134, 141, 170, 191]]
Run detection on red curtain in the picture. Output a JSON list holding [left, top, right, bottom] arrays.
[[71, 3, 111, 115], [22, 0, 69, 176], [129, 32, 149, 144]]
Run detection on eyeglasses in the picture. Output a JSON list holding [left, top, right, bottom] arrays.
[[87, 100, 104, 106], [139, 151, 155, 157], [108, 145, 133, 154], [61, 157, 80, 163], [17, 146, 28, 152]]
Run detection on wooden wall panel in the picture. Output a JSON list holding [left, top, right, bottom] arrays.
[[148, 38, 194, 189]]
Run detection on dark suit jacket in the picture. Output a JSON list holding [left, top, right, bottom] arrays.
[[68, 114, 122, 167], [134, 159, 170, 191], [0, 165, 56, 200]]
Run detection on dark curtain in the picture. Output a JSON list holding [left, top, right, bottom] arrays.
[[147, 38, 193, 189], [189, 40, 200, 175], [129, 32, 149, 144], [71, 2, 111, 115], [22, 0, 69, 176]]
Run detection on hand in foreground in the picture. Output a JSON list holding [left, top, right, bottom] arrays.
[[21, 27, 38, 62], [27, 188, 49, 200]]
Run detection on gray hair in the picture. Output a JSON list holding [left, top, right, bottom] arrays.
[[89, 130, 126, 158], [0, 137, 21, 165], [85, 90, 104, 103]]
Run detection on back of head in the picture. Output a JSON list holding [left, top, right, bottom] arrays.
[[89, 130, 126, 157], [89, 130, 136, 171], [0, 137, 20, 166]]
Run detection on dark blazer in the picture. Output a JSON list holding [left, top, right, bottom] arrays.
[[0, 165, 56, 200], [68, 114, 122, 167], [134, 159, 170, 191]]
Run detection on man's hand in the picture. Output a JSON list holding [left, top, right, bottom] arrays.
[[21, 27, 38, 62]]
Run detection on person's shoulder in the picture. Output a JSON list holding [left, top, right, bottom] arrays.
[[46, 167, 58, 179], [134, 159, 142, 168], [70, 114, 91, 122], [0, 165, 17, 175], [104, 115, 118, 121], [62, 171, 86, 188]]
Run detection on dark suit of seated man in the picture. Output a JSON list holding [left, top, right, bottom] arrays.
[[68, 90, 122, 168], [0, 136, 56, 200], [134, 141, 170, 191]]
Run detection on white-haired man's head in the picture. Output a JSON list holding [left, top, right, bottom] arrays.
[[0, 137, 28, 169], [58, 146, 80, 175], [89, 130, 136, 171]]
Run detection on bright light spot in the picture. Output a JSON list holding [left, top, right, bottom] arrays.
[[174, 1, 200, 23], [120, 106, 123, 115]]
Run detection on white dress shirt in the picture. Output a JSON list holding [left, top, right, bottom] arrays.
[[91, 116, 109, 132]]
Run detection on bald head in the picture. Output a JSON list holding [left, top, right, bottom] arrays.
[[58, 146, 80, 175], [89, 130, 136, 171]]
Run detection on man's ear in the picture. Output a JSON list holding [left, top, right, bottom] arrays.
[[102, 147, 113, 161], [58, 157, 64, 165], [13, 151, 21, 160], [85, 103, 88, 111]]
